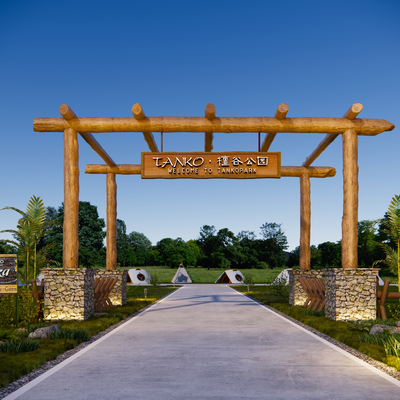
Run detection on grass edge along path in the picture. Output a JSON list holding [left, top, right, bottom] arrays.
[[0, 287, 177, 397], [233, 287, 400, 382]]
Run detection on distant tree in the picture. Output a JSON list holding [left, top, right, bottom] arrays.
[[0, 242, 18, 254], [156, 238, 197, 267], [318, 241, 341, 267], [260, 222, 288, 250], [310, 245, 320, 268], [357, 220, 378, 268], [116, 219, 129, 267], [127, 231, 152, 266], [287, 247, 300, 268], [45, 201, 106, 267], [258, 222, 288, 268], [198, 225, 216, 244], [187, 240, 202, 266], [237, 230, 256, 241]]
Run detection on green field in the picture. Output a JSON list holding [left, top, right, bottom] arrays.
[[120, 266, 288, 284]]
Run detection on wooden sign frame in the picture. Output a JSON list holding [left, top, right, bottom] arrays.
[[141, 152, 281, 179], [0, 254, 18, 294]]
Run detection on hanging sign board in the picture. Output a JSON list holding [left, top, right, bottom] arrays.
[[141, 152, 281, 179], [0, 255, 18, 294]]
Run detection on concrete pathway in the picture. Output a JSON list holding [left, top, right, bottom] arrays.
[[6, 284, 400, 400]]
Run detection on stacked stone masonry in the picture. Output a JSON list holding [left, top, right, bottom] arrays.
[[324, 268, 378, 321], [288, 269, 323, 306], [42, 268, 95, 321], [96, 270, 127, 306]]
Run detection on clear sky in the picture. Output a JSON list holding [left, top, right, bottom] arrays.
[[1, 0, 399, 251]]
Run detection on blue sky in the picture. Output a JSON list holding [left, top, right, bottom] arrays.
[[1, 0, 399, 251]]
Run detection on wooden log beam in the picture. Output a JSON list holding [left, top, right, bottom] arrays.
[[343, 103, 363, 120], [204, 103, 215, 151], [261, 103, 289, 152], [281, 166, 336, 178], [85, 164, 142, 174], [204, 132, 214, 152], [34, 116, 394, 135], [59, 104, 116, 167], [132, 103, 159, 152], [342, 128, 358, 269], [299, 173, 311, 270], [85, 164, 335, 178], [275, 103, 289, 120], [63, 128, 79, 269], [106, 173, 117, 271], [204, 103, 216, 120], [303, 103, 364, 167]]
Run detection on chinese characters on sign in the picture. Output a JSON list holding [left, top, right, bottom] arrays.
[[141, 152, 281, 179], [0, 255, 18, 294]]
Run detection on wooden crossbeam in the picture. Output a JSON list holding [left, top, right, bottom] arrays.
[[204, 103, 215, 152], [260, 103, 289, 152], [302, 103, 364, 167], [132, 103, 159, 152], [85, 164, 335, 178], [34, 115, 393, 135], [59, 104, 116, 167]]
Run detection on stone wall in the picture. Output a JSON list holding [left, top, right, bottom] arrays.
[[324, 268, 378, 321], [42, 268, 95, 321], [96, 269, 127, 306], [288, 269, 323, 306]]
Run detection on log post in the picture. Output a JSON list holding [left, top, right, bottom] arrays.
[[342, 129, 358, 269], [63, 128, 79, 269], [299, 173, 311, 270], [106, 173, 117, 270], [204, 103, 215, 151]]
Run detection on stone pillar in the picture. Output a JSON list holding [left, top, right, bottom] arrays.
[[288, 269, 323, 306], [324, 268, 378, 321], [42, 268, 95, 321], [96, 270, 127, 306]]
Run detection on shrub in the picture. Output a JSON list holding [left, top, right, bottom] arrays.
[[270, 275, 289, 296], [388, 304, 400, 320], [48, 328, 89, 341], [255, 261, 269, 269], [146, 272, 159, 286], [0, 339, 40, 353], [0, 291, 38, 327]]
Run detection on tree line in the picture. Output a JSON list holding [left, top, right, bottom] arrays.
[[42, 202, 289, 269], [1, 196, 399, 277]]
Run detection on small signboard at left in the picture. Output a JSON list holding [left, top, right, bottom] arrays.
[[0, 255, 18, 294]]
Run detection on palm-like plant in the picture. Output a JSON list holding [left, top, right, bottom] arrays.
[[0, 196, 60, 285], [375, 195, 400, 291]]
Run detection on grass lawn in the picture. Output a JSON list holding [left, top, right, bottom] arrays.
[[235, 285, 400, 373], [119, 266, 288, 283], [0, 286, 176, 389]]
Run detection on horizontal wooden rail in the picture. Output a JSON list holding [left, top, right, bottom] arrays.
[[85, 164, 335, 178], [281, 166, 336, 178], [34, 117, 394, 136]]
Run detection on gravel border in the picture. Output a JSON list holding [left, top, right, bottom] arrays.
[[0, 294, 169, 400], [243, 294, 400, 381]]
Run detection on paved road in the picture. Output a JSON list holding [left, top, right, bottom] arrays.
[[6, 285, 400, 399]]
